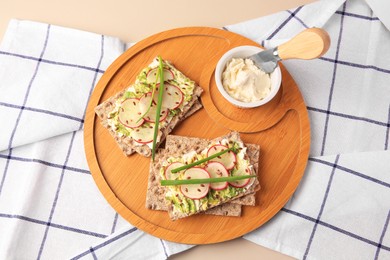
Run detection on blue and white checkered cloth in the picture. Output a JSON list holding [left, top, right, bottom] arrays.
[[0, 0, 389, 259]]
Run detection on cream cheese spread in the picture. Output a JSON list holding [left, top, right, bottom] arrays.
[[222, 58, 271, 103]]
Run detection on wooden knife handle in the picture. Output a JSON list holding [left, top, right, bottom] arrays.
[[277, 28, 330, 60]]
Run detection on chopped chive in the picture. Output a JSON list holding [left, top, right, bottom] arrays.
[[171, 147, 234, 173], [160, 175, 256, 186], [152, 57, 164, 161]]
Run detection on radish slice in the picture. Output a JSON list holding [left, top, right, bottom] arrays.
[[146, 67, 174, 83], [164, 162, 185, 180], [180, 168, 210, 200], [229, 166, 251, 188], [131, 123, 155, 144], [118, 98, 144, 128], [207, 144, 237, 170], [143, 105, 168, 123], [154, 84, 184, 110], [205, 162, 229, 190], [143, 106, 168, 123], [138, 92, 155, 110], [138, 93, 168, 123], [245, 167, 256, 188]]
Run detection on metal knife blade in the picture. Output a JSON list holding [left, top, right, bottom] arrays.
[[248, 47, 281, 74]]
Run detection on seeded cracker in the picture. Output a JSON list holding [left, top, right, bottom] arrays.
[[95, 57, 203, 157], [146, 132, 260, 220]]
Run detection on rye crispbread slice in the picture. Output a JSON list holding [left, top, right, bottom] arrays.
[[146, 132, 260, 220], [94, 58, 203, 157], [146, 148, 242, 217], [95, 88, 202, 157], [165, 133, 260, 206]]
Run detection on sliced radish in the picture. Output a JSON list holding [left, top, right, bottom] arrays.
[[153, 84, 184, 110], [131, 123, 155, 144], [138, 93, 168, 122], [138, 92, 155, 111], [180, 168, 210, 200], [144, 105, 168, 123], [144, 106, 168, 122], [118, 98, 144, 128], [229, 166, 251, 188], [146, 67, 174, 83], [205, 162, 229, 190], [207, 144, 237, 170], [164, 162, 185, 180], [245, 167, 256, 188]]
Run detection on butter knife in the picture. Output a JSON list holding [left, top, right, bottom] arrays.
[[248, 28, 331, 73]]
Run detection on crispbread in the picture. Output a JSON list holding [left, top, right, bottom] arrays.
[[94, 58, 203, 157], [165, 134, 260, 206], [146, 132, 260, 220], [204, 203, 242, 217], [146, 148, 242, 217], [95, 90, 134, 155]]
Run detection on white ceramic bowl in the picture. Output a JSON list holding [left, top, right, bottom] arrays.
[[215, 45, 282, 108]]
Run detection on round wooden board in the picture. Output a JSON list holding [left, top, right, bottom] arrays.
[[84, 27, 310, 244]]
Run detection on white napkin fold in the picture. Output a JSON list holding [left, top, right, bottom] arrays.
[[365, 0, 390, 31], [1, 0, 390, 259]]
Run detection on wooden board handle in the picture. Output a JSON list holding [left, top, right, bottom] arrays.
[[277, 28, 330, 60]]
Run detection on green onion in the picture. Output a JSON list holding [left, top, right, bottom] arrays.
[[152, 56, 164, 161], [171, 147, 234, 173], [160, 175, 256, 186], [136, 68, 160, 123]]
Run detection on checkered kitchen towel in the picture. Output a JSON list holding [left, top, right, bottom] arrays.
[[0, 0, 389, 259]]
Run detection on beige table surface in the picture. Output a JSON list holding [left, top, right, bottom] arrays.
[[1, 0, 315, 259]]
